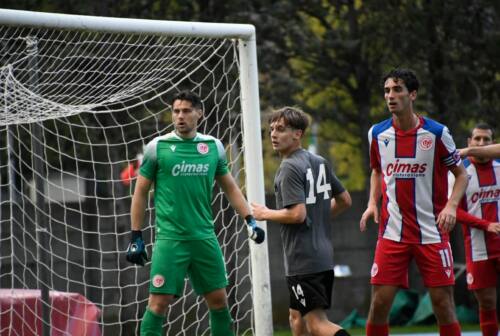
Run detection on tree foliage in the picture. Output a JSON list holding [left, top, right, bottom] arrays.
[[2, 0, 499, 191]]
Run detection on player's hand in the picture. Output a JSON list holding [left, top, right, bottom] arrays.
[[359, 203, 378, 232], [437, 204, 457, 233], [126, 230, 148, 266], [487, 222, 500, 234], [250, 202, 268, 221], [245, 215, 265, 244], [457, 147, 469, 158]]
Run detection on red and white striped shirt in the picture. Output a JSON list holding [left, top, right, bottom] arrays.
[[369, 116, 462, 244], [459, 158, 500, 262]]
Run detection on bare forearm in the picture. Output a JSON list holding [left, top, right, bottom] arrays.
[[368, 170, 382, 206], [259, 207, 305, 224], [331, 191, 352, 217], [216, 173, 253, 218], [130, 193, 147, 231], [331, 203, 350, 217], [447, 170, 467, 209], [225, 185, 252, 219], [461, 144, 500, 159]]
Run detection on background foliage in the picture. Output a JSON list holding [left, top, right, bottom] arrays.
[[3, 0, 499, 191]]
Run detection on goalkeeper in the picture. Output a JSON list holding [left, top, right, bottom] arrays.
[[126, 90, 264, 336]]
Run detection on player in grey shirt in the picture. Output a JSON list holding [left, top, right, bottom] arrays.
[[276, 149, 345, 276], [252, 107, 352, 336]]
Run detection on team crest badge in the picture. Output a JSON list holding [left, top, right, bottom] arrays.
[[197, 143, 209, 154], [152, 274, 165, 288], [418, 136, 433, 151], [371, 263, 379, 278]]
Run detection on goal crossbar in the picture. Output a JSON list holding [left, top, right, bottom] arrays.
[[0, 9, 255, 39]]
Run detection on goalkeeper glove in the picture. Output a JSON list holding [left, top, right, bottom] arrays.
[[126, 230, 148, 266], [245, 215, 265, 244]]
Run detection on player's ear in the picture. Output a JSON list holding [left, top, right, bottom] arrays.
[[195, 108, 203, 120], [293, 129, 303, 140], [409, 90, 417, 101]]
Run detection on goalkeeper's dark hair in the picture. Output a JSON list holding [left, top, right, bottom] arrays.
[[471, 122, 494, 138], [171, 90, 203, 110], [382, 68, 419, 93], [269, 106, 309, 132]]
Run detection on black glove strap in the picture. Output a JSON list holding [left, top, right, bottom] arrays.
[[245, 215, 255, 224], [131, 230, 142, 240]]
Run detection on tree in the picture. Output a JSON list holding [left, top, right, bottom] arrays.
[[2, 0, 499, 191], [249, 0, 500, 190]]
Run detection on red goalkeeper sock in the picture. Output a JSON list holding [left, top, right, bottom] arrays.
[[480, 309, 498, 336], [366, 322, 388, 336], [438, 322, 461, 336]]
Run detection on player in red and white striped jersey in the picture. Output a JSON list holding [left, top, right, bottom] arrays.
[[360, 68, 467, 336], [453, 123, 500, 336]]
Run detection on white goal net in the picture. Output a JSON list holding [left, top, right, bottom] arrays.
[[0, 9, 270, 336]]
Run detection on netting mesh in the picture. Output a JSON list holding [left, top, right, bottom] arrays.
[[0, 24, 254, 335]]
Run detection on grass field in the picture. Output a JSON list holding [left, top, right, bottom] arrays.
[[273, 324, 481, 335]]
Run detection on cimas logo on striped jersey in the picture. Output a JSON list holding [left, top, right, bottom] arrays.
[[470, 188, 500, 203], [172, 161, 209, 176], [386, 159, 427, 177]]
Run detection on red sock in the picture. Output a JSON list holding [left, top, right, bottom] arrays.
[[439, 322, 461, 336], [480, 309, 498, 336], [366, 322, 388, 336]]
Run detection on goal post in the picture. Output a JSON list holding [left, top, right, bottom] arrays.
[[0, 8, 272, 336]]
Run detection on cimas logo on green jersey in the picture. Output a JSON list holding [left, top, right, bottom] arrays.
[[172, 161, 210, 176]]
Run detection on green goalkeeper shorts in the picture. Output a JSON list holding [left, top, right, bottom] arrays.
[[149, 237, 228, 296]]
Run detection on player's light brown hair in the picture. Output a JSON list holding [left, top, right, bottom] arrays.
[[268, 106, 309, 132]]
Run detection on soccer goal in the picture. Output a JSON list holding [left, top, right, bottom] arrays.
[[0, 9, 271, 336]]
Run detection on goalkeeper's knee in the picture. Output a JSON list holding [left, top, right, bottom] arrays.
[[209, 307, 234, 336]]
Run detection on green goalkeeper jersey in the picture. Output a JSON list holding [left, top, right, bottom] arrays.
[[139, 132, 229, 240]]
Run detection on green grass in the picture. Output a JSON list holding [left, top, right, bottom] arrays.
[[273, 324, 481, 335]]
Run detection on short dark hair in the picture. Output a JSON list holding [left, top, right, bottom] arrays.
[[171, 90, 203, 110], [471, 122, 494, 138], [268, 106, 309, 132], [382, 68, 420, 93]]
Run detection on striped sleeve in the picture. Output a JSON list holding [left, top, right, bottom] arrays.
[[439, 126, 461, 168], [368, 126, 381, 171]]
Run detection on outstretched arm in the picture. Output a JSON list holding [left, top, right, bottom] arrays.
[[216, 173, 265, 243], [458, 144, 500, 159], [216, 173, 252, 218], [251, 202, 306, 224]]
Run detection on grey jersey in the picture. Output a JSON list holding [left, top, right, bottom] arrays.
[[274, 149, 345, 276]]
